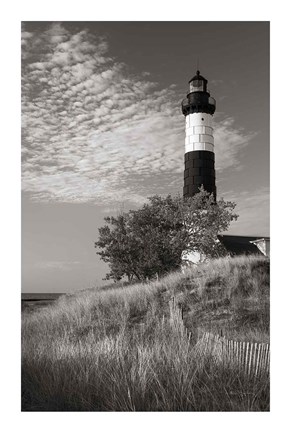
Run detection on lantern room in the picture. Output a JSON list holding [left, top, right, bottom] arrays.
[[189, 70, 208, 93]]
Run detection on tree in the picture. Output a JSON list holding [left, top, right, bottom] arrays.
[[95, 189, 238, 282], [180, 188, 238, 260]]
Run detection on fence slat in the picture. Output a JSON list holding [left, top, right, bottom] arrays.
[[244, 342, 249, 374], [255, 343, 261, 377], [253, 343, 257, 375], [265, 345, 270, 373], [234, 340, 237, 364], [240, 341, 244, 370], [247, 342, 253, 375], [260, 344, 266, 376]]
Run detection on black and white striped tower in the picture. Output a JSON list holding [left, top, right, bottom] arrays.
[[182, 70, 217, 199]]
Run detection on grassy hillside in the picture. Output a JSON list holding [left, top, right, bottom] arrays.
[[22, 254, 270, 411]]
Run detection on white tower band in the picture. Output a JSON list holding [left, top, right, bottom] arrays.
[[185, 112, 214, 154], [182, 70, 216, 199]]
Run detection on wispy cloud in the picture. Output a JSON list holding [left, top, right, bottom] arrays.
[[22, 23, 254, 205], [222, 186, 270, 235], [214, 116, 255, 172], [34, 260, 82, 270]]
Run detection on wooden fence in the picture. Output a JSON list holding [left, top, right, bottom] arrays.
[[194, 331, 270, 377], [169, 296, 192, 341], [169, 297, 270, 377]]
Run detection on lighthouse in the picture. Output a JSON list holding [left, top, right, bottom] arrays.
[[182, 70, 216, 199]]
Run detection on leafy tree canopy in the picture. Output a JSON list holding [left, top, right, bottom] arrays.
[[95, 189, 238, 282]]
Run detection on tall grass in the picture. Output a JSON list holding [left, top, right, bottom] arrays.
[[22, 255, 269, 411]]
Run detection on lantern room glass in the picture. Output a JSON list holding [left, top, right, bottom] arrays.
[[190, 79, 204, 93]]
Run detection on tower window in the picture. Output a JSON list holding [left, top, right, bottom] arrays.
[[201, 118, 204, 121]]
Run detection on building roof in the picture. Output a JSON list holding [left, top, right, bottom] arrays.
[[217, 235, 265, 255], [249, 237, 270, 244], [189, 70, 208, 84]]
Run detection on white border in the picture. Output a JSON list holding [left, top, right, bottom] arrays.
[[1, 1, 289, 431]]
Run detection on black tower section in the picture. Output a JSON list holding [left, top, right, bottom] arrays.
[[184, 151, 216, 197], [181, 71, 216, 200]]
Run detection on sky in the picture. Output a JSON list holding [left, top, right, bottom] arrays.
[[21, 21, 269, 293]]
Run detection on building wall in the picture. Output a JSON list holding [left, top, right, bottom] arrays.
[[185, 113, 214, 154], [252, 239, 270, 257], [182, 250, 202, 265]]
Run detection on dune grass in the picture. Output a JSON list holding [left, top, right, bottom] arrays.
[[22, 254, 270, 411]]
